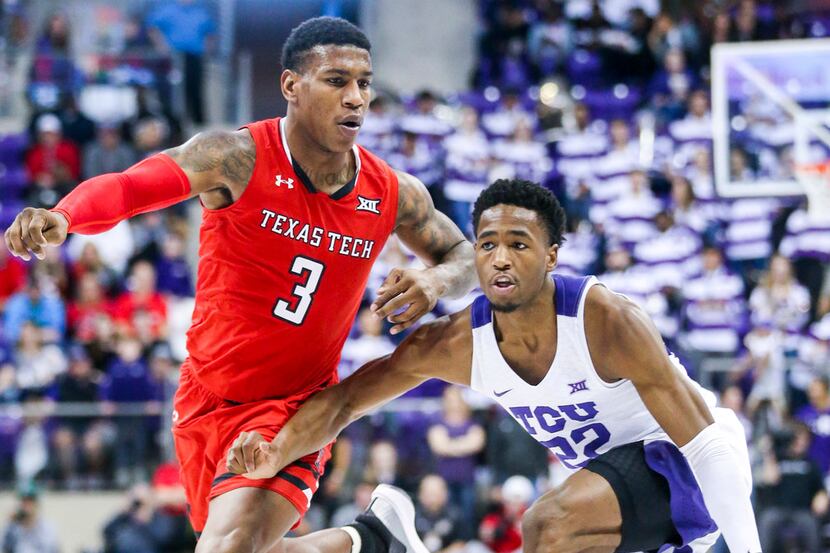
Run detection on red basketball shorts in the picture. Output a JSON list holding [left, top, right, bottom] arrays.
[[172, 361, 333, 534]]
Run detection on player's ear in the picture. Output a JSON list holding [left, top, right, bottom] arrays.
[[546, 244, 559, 272], [281, 70, 300, 103]]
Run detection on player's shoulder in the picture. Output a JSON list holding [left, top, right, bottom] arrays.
[[584, 283, 645, 340]]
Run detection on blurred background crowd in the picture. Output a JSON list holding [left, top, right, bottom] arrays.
[[0, 0, 829, 551]]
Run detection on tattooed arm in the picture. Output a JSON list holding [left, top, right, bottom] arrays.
[[164, 129, 256, 209], [371, 171, 475, 334], [5, 129, 255, 260]]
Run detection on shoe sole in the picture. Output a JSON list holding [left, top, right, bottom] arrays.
[[370, 484, 431, 553]]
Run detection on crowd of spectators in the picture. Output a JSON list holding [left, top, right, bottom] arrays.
[[1, 0, 830, 551]]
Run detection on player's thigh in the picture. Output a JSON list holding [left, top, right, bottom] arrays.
[[195, 487, 300, 553], [523, 469, 622, 553]]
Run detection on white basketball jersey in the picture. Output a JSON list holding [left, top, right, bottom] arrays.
[[469, 274, 718, 472]]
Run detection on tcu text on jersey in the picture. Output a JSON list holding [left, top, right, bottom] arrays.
[[508, 401, 611, 470]]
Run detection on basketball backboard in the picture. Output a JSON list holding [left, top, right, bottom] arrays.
[[711, 38, 830, 197]]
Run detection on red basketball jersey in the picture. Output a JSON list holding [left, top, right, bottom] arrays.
[[186, 117, 399, 403]]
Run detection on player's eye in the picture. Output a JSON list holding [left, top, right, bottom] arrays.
[[328, 78, 344, 86], [513, 242, 527, 250], [480, 242, 494, 251], [358, 80, 371, 89]]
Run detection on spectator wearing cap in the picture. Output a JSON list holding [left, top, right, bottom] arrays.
[[3, 276, 65, 343], [479, 475, 534, 553], [1, 485, 60, 553], [82, 123, 137, 179], [24, 113, 80, 209]]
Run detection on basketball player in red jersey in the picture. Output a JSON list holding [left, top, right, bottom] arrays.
[[5, 17, 474, 553]]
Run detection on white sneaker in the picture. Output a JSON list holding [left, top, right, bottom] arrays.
[[360, 484, 430, 553]]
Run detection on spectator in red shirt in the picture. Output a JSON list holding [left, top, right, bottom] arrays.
[[24, 113, 80, 208], [67, 273, 113, 343], [111, 260, 167, 340], [0, 246, 27, 311], [479, 475, 535, 553]]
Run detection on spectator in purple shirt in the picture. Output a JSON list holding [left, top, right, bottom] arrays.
[[154, 233, 193, 297], [797, 375, 830, 475], [427, 386, 485, 538], [100, 337, 162, 486]]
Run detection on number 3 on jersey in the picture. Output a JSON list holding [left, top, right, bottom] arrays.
[[273, 256, 325, 325]]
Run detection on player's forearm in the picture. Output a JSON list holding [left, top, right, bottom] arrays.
[[424, 240, 476, 299], [270, 356, 399, 468], [52, 154, 191, 235], [680, 423, 761, 553]]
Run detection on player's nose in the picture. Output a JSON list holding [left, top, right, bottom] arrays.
[[492, 244, 511, 268], [342, 81, 364, 109]]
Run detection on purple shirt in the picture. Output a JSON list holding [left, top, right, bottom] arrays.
[[797, 405, 830, 474], [431, 417, 479, 484]]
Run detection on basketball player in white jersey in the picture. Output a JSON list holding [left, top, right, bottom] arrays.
[[226, 179, 761, 553]]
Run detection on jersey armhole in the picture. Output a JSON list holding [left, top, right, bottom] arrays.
[[578, 279, 628, 389]]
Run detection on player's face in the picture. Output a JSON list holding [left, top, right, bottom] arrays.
[[282, 45, 372, 154], [475, 205, 557, 313]]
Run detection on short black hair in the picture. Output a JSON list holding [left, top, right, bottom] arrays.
[[472, 179, 566, 246], [281, 16, 371, 73]]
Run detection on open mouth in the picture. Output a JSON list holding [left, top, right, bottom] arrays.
[[339, 121, 361, 129], [491, 275, 516, 293]]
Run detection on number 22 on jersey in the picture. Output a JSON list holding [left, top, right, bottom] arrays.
[[273, 255, 325, 325]]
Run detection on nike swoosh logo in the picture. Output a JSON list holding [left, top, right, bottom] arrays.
[[494, 388, 513, 397]]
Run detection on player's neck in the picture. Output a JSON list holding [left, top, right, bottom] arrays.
[[283, 117, 355, 193], [492, 279, 556, 338]]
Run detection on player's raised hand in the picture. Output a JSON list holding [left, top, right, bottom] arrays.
[[371, 267, 442, 334], [226, 431, 282, 480], [4, 207, 69, 261]]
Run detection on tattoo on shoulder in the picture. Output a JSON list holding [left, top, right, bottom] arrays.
[[395, 172, 431, 230], [166, 129, 255, 187], [394, 171, 468, 262]]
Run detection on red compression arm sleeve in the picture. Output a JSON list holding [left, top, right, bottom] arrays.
[[51, 153, 191, 235]]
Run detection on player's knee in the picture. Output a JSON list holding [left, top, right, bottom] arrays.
[[522, 494, 575, 553]]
